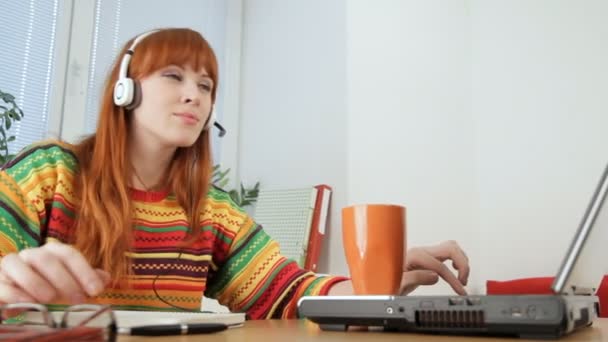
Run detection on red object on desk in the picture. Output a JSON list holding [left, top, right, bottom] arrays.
[[486, 275, 608, 317], [597, 276, 608, 317], [303, 184, 332, 272]]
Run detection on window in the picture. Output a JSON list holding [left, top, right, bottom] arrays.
[[0, 0, 70, 154], [3, 0, 241, 163]]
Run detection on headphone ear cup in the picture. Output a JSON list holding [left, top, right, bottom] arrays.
[[125, 81, 142, 111], [113, 78, 134, 107]]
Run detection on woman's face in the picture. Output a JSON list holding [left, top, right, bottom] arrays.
[[131, 64, 214, 148]]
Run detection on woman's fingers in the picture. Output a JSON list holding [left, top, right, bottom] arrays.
[[0, 243, 108, 306], [95, 269, 112, 287], [18, 247, 87, 303], [0, 276, 34, 319], [43, 242, 106, 297], [452, 260, 469, 286], [406, 248, 467, 295], [0, 251, 58, 303], [399, 270, 439, 295], [422, 240, 470, 287], [0, 271, 15, 286], [0, 277, 36, 304]]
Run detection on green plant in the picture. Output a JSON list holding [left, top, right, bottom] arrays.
[[212, 164, 260, 208], [0, 89, 25, 164]]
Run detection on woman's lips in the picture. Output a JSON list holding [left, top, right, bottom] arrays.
[[174, 112, 200, 125]]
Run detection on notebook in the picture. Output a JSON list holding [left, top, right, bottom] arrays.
[[109, 310, 245, 329], [6, 309, 244, 339], [298, 163, 608, 339], [48, 310, 246, 331]]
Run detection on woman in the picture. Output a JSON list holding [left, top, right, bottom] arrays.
[[0, 28, 469, 319]]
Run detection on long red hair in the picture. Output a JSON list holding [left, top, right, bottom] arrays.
[[72, 28, 219, 282]]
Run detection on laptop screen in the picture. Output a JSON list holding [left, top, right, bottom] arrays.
[[552, 163, 608, 294]]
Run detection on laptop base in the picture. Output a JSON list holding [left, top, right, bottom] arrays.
[[298, 294, 599, 339]]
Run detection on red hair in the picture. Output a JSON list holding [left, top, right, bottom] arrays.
[[72, 28, 218, 282]]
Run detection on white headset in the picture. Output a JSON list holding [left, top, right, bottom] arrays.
[[112, 29, 221, 134]]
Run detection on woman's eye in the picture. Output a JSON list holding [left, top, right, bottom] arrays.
[[198, 83, 212, 92], [165, 73, 182, 81]]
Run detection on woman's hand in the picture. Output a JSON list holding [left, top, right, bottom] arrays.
[[399, 240, 470, 295], [0, 242, 110, 306]]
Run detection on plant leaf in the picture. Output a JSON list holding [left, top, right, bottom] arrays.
[[212, 165, 260, 208], [212, 165, 232, 186], [0, 92, 15, 103], [218, 178, 229, 188], [228, 189, 241, 206]]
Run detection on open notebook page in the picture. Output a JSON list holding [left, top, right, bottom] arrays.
[[49, 310, 246, 329]]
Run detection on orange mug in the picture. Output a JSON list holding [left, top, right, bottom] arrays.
[[342, 204, 406, 295]]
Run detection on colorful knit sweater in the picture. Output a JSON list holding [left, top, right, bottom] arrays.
[[0, 141, 346, 319]]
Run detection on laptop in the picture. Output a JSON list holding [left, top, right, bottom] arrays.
[[298, 163, 608, 339]]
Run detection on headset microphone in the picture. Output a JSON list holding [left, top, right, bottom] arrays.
[[204, 107, 226, 137], [214, 122, 226, 137]]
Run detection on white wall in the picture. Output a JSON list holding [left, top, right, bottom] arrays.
[[347, 0, 478, 294], [239, 0, 349, 272], [237, 0, 608, 295], [471, 0, 608, 292]]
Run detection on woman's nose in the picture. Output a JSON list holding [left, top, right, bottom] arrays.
[[183, 96, 200, 105], [181, 84, 201, 105]]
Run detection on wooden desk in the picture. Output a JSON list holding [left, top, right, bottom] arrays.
[[119, 318, 608, 341]]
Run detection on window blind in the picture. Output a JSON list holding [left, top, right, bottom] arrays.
[[0, 0, 67, 154]]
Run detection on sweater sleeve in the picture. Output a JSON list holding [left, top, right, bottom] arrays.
[[205, 213, 348, 319], [0, 142, 76, 256]]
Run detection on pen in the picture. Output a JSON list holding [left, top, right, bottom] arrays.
[[118, 323, 228, 336]]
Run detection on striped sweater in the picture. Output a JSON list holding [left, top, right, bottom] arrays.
[[0, 141, 346, 319]]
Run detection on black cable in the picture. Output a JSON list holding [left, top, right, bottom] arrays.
[[150, 155, 218, 313], [151, 251, 201, 312]]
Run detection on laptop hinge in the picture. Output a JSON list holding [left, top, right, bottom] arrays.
[[562, 285, 596, 296]]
